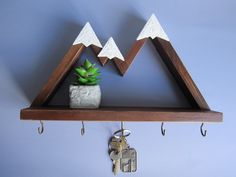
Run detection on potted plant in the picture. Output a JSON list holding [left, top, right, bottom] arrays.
[[69, 59, 101, 108]]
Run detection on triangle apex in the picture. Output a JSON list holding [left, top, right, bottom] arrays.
[[137, 14, 169, 41], [73, 22, 102, 48], [98, 37, 124, 61]]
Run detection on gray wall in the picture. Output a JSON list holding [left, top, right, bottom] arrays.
[[0, 0, 235, 177]]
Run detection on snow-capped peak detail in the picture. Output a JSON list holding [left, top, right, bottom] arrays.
[[98, 37, 124, 61], [73, 22, 102, 48], [137, 14, 169, 41]]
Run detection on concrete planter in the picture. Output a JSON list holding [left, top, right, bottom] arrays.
[[69, 85, 101, 109]]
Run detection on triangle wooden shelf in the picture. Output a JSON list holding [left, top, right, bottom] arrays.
[[20, 15, 223, 122]]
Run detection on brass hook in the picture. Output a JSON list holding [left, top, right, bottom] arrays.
[[161, 122, 166, 136], [38, 120, 44, 135], [81, 121, 85, 136], [200, 123, 207, 137]]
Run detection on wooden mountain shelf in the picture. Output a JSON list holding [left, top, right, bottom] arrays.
[[21, 107, 222, 122], [20, 14, 223, 123]]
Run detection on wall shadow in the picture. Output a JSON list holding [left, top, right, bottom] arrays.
[[2, 20, 83, 104]]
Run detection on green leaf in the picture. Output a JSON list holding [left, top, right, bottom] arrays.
[[73, 59, 101, 85], [87, 67, 99, 75], [87, 80, 98, 85], [91, 63, 96, 68], [75, 67, 87, 77], [78, 77, 88, 84], [87, 77, 97, 82], [84, 59, 92, 69], [88, 73, 100, 78]]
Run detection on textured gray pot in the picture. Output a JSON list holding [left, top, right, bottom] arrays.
[[69, 85, 101, 109]]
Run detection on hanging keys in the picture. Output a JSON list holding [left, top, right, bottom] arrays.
[[108, 122, 137, 175], [120, 148, 137, 172], [109, 137, 122, 150], [109, 134, 137, 174], [109, 136, 129, 175]]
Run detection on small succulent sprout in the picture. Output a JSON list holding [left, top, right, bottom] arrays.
[[74, 59, 100, 85]]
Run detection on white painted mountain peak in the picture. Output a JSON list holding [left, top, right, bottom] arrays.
[[98, 37, 124, 61], [73, 22, 102, 48], [137, 14, 169, 41]]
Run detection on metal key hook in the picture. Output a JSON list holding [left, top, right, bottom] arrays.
[[81, 121, 85, 136], [38, 120, 44, 135], [121, 121, 124, 136], [161, 122, 166, 136], [200, 123, 207, 137], [113, 122, 131, 138]]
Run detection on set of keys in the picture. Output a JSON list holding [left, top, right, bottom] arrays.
[[108, 127, 137, 175]]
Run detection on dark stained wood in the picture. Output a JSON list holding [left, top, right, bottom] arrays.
[[96, 39, 147, 75], [151, 37, 210, 110], [25, 33, 222, 123], [98, 56, 109, 66], [90, 45, 108, 65], [21, 107, 223, 122], [114, 39, 147, 75], [31, 44, 85, 107]]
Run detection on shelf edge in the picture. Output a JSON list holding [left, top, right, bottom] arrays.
[[20, 107, 223, 122]]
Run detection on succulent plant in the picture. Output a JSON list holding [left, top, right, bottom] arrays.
[[74, 59, 100, 85]]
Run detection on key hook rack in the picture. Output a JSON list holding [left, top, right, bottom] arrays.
[[37, 121, 208, 137], [21, 14, 222, 138]]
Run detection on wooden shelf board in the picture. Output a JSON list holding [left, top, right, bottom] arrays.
[[21, 107, 223, 122]]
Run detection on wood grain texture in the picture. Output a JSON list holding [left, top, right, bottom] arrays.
[[151, 37, 210, 110], [26, 36, 221, 123], [90, 45, 107, 65], [96, 39, 147, 74], [114, 39, 147, 75], [31, 44, 85, 107], [21, 107, 222, 122]]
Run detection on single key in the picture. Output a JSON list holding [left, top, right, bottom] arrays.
[[109, 137, 123, 175], [109, 135, 130, 175], [110, 150, 122, 175], [113, 158, 120, 175], [120, 148, 137, 173]]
